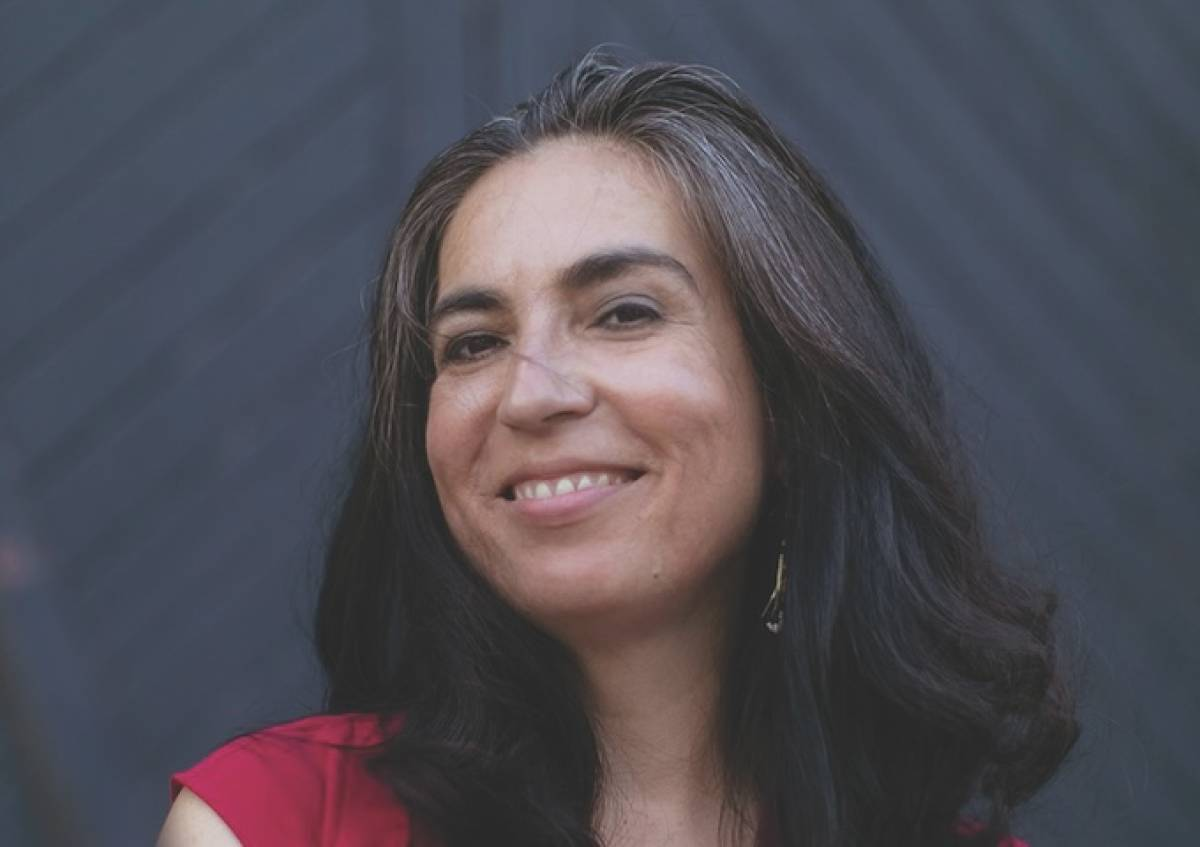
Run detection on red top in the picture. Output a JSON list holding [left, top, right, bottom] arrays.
[[169, 712, 1029, 846], [170, 712, 411, 846]]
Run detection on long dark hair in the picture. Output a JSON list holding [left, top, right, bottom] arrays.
[[313, 47, 1078, 847]]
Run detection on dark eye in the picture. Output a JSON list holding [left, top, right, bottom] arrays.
[[597, 301, 661, 328], [442, 333, 503, 364]]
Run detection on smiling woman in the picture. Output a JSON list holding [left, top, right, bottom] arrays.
[[158, 47, 1078, 847]]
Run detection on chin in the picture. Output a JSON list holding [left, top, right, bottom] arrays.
[[495, 558, 634, 614]]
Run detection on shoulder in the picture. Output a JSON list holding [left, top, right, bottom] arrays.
[[165, 712, 409, 846], [157, 787, 242, 846]]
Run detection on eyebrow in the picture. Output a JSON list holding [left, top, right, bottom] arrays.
[[427, 245, 697, 331]]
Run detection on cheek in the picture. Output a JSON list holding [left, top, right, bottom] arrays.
[[677, 355, 764, 510], [630, 347, 762, 461], [609, 346, 765, 533], [425, 387, 495, 569], [671, 398, 763, 508], [425, 380, 492, 493], [424, 394, 452, 486]]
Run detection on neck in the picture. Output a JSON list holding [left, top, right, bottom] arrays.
[[586, 625, 725, 801], [569, 591, 758, 846]]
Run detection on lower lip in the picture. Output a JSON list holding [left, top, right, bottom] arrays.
[[505, 476, 641, 525]]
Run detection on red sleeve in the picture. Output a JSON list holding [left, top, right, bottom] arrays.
[[170, 733, 327, 846], [168, 715, 412, 846]]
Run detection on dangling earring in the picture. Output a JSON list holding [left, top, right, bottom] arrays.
[[761, 539, 786, 634]]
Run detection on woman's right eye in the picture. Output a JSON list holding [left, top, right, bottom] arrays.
[[442, 333, 503, 364]]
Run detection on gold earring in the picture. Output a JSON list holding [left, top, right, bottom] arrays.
[[761, 539, 786, 634]]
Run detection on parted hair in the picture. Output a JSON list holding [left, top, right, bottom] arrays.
[[313, 46, 1079, 847]]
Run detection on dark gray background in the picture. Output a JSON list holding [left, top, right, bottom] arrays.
[[1, 2, 1196, 845]]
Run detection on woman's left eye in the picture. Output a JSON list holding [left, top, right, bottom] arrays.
[[596, 301, 662, 328]]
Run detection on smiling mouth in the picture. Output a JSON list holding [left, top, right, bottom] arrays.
[[500, 469, 645, 501]]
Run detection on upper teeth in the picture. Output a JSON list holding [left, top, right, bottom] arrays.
[[512, 470, 635, 500]]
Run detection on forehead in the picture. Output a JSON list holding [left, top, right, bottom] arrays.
[[437, 138, 704, 294]]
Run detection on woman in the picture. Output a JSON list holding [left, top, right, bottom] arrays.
[[159, 48, 1078, 847]]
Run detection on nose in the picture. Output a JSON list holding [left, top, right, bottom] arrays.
[[496, 343, 596, 430]]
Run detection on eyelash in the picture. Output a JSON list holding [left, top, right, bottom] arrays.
[[439, 301, 662, 365]]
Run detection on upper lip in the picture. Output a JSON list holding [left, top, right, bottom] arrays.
[[497, 459, 645, 497]]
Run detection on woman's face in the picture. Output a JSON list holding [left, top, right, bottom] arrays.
[[425, 137, 766, 641]]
